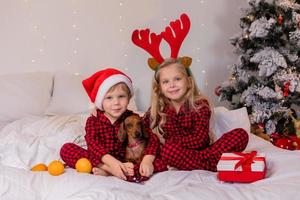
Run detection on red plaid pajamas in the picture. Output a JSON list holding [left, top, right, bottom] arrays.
[[143, 100, 248, 172], [60, 110, 167, 172]]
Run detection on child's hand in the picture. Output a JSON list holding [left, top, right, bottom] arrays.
[[139, 160, 154, 177], [139, 155, 155, 177], [91, 107, 97, 117]]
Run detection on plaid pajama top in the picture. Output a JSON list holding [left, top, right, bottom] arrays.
[[85, 109, 159, 162], [143, 99, 248, 171], [144, 99, 211, 150]]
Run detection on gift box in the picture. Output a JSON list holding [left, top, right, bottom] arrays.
[[217, 151, 266, 183]]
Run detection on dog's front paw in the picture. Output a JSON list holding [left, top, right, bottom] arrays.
[[138, 176, 149, 182], [126, 175, 149, 183]]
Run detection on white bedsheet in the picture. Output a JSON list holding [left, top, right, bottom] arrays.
[[0, 115, 300, 200]]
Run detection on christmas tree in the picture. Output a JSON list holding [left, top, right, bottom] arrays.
[[218, 0, 300, 147]]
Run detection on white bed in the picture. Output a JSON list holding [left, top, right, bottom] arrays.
[[1, 72, 300, 200]]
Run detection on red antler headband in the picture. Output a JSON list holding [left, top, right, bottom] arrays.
[[132, 13, 192, 71]]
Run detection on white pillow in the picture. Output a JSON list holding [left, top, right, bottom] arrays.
[[0, 72, 53, 122], [45, 72, 139, 115], [212, 107, 251, 141], [45, 73, 91, 115]]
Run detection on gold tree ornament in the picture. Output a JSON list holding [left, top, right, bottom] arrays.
[[291, 115, 300, 138], [251, 124, 271, 141], [246, 14, 255, 22], [243, 32, 250, 39]]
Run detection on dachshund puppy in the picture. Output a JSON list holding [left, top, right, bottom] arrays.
[[118, 113, 148, 164]]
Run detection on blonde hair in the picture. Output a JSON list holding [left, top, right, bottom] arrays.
[[149, 58, 210, 129], [108, 82, 132, 99]]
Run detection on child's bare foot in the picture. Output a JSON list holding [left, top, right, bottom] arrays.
[[92, 167, 109, 176], [124, 162, 134, 176], [167, 165, 178, 171]]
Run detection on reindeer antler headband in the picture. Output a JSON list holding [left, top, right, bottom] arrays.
[[132, 13, 192, 71]]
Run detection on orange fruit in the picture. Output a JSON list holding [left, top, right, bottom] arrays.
[[31, 163, 48, 171], [75, 158, 92, 173], [48, 160, 65, 176]]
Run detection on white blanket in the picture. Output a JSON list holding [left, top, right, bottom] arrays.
[[0, 115, 300, 200], [0, 115, 87, 170]]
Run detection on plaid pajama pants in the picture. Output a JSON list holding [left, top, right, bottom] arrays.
[[60, 143, 102, 168], [60, 143, 168, 172], [161, 128, 249, 171]]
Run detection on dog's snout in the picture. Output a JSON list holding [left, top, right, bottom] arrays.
[[135, 131, 143, 138]]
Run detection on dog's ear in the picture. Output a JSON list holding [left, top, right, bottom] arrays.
[[118, 122, 127, 143], [141, 122, 149, 139]]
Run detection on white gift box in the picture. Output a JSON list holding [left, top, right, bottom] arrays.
[[217, 151, 266, 183]]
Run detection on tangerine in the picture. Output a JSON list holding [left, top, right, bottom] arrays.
[[75, 158, 92, 173], [31, 163, 48, 171], [48, 160, 64, 176]]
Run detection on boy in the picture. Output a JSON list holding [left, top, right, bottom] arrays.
[[60, 68, 161, 180]]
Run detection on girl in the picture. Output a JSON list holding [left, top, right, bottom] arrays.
[[60, 68, 164, 180], [143, 58, 249, 171]]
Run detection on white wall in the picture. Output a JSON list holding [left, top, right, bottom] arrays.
[[0, 0, 248, 111]]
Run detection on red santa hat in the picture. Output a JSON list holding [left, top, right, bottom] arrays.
[[82, 68, 134, 110]]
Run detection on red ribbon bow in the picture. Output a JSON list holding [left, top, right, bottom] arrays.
[[234, 151, 257, 171], [220, 151, 264, 172]]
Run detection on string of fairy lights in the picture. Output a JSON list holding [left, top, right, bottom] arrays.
[[23, 0, 80, 70], [68, 0, 80, 68], [23, 0, 46, 64], [118, 1, 129, 72], [22, 0, 207, 84]]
